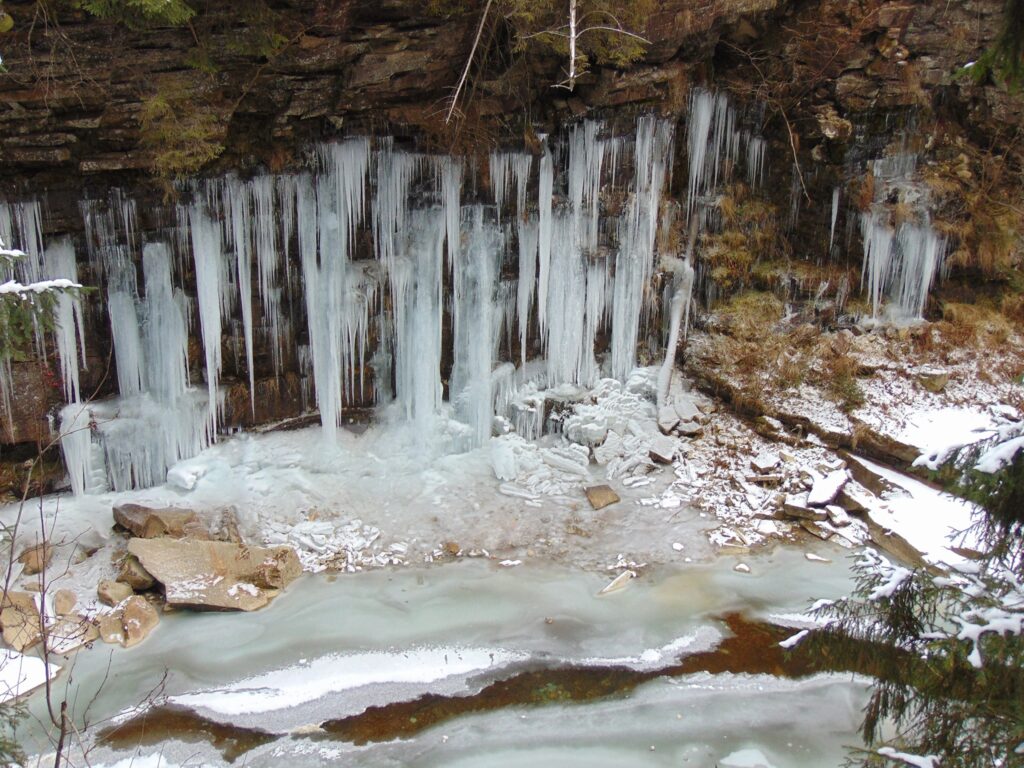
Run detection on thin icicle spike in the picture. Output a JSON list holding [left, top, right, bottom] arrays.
[[373, 138, 422, 273], [747, 135, 766, 188], [829, 187, 840, 255]]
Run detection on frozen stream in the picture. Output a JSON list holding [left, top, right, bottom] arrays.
[[22, 551, 868, 767]]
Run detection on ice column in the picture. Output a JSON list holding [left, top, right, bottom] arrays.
[[450, 207, 502, 448], [42, 238, 86, 403], [220, 176, 257, 412], [393, 209, 445, 429], [188, 203, 229, 433], [298, 139, 371, 437], [611, 116, 674, 381]]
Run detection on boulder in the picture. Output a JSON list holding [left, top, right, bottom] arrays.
[[676, 420, 703, 436], [97, 579, 133, 607], [52, 589, 77, 616], [18, 543, 52, 576], [113, 503, 200, 539], [1, 591, 40, 651], [800, 520, 834, 540], [673, 396, 702, 424], [657, 405, 679, 435], [915, 366, 949, 393], [127, 538, 301, 612], [836, 481, 875, 512], [117, 555, 156, 591], [98, 613, 124, 645], [121, 596, 159, 648], [648, 434, 678, 464], [825, 505, 852, 527], [585, 485, 620, 510]]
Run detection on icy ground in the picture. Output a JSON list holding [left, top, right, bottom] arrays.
[[2, 365, 1009, 766], [22, 556, 867, 768]]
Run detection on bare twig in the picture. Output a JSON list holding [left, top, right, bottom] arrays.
[[446, 0, 494, 125]]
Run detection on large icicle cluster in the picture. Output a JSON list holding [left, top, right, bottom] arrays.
[[0, 95, 952, 500], [859, 152, 948, 322], [48, 118, 688, 492]]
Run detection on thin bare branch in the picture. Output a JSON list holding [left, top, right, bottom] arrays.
[[446, 0, 494, 125]]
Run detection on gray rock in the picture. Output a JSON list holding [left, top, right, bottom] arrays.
[[648, 434, 678, 464], [750, 451, 780, 474], [657, 406, 679, 435]]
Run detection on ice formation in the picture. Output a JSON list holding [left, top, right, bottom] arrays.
[[859, 152, 948, 321], [13, 108, 946, 495]]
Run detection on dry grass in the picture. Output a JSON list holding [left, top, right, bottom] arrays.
[[714, 291, 785, 340], [941, 302, 1014, 346]]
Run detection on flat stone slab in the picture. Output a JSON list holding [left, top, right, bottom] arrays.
[[783, 494, 827, 521], [128, 538, 301, 612], [750, 451, 780, 474], [113, 503, 200, 539], [585, 485, 620, 510], [807, 470, 849, 507]]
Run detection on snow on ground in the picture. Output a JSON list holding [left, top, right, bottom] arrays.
[[0, 650, 59, 704], [850, 455, 978, 567]]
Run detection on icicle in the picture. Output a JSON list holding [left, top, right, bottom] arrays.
[[894, 220, 946, 320], [829, 187, 840, 255], [58, 404, 94, 496], [373, 138, 422, 274], [251, 175, 284, 377], [439, 157, 463, 269], [516, 217, 538, 366], [108, 290, 144, 397], [141, 243, 191, 405], [860, 210, 894, 319], [298, 138, 371, 438], [393, 210, 445, 428], [42, 238, 85, 403], [537, 143, 554, 339], [221, 176, 256, 413], [747, 135, 766, 189], [450, 206, 501, 448], [188, 204, 228, 432], [611, 116, 675, 381], [657, 221, 697, 408], [490, 151, 511, 218]]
